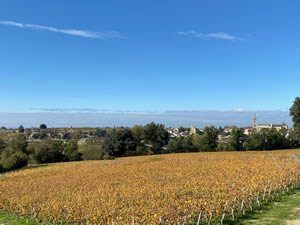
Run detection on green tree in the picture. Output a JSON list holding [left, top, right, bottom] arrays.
[[143, 122, 169, 154], [18, 125, 24, 133], [103, 129, 137, 157], [192, 134, 209, 151], [0, 151, 28, 171], [39, 124, 47, 129], [201, 126, 219, 151], [34, 140, 65, 163], [131, 125, 147, 155], [11, 134, 28, 154], [217, 143, 230, 151], [64, 140, 82, 161], [244, 131, 264, 150], [165, 136, 196, 153], [0, 135, 29, 172], [191, 127, 219, 152], [263, 128, 287, 150], [290, 97, 300, 125], [290, 97, 300, 145], [131, 125, 145, 143], [243, 129, 288, 151], [0, 138, 6, 152], [228, 128, 245, 151]]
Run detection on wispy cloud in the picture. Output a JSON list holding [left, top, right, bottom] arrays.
[[30, 108, 159, 114], [177, 31, 244, 41], [0, 20, 121, 39], [32, 108, 103, 112]]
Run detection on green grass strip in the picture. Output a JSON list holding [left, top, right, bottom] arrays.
[[0, 210, 41, 225], [226, 188, 300, 225]]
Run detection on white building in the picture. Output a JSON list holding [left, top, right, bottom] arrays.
[[253, 113, 288, 131]]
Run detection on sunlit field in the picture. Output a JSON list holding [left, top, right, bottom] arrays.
[[0, 151, 299, 224]]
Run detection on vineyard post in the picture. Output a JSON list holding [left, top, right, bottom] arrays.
[[196, 212, 202, 225], [132, 216, 135, 225], [240, 200, 244, 213], [220, 213, 225, 225], [249, 192, 253, 211], [159, 216, 162, 224], [263, 187, 266, 201]]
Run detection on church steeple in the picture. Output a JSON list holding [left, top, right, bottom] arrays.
[[253, 113, 257, 128]]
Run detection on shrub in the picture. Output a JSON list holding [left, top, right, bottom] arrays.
[[0, 138, 6, 152], [34, 140, 65, 163], [0, 151, 28, 171], [11, 134, 28, 154], [64, 140, 82, 161]]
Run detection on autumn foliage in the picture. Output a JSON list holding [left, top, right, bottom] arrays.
[[0, 151, 299, 224]]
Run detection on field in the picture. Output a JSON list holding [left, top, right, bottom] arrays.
[[0, 151, 299, 224]]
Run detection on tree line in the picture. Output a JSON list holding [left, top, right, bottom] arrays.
[[103, 125, 299, 158], [1, 97, 300, 172], [0, 136, 82, 173], [102, 97, 300, 157]]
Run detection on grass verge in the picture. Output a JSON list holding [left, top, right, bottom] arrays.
[[223, 187, 300, 225], [0, 210, 40, 225]]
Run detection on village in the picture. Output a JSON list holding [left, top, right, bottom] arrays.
[[167, 113, 289, 143]]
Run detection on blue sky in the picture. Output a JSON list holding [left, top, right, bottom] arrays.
[[0, 1, 299, 127]]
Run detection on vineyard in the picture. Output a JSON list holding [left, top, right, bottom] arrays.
[[0, 151, 299, 224]]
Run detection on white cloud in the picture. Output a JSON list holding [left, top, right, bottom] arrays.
[[177, 30, 244, 41], [233, 108, 245, 112], [0, 20, 121, 39]]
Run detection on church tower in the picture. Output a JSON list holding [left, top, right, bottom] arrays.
[[253, 113, 257, 128]]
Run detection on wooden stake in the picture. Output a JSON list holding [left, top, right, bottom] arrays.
[[240, 200, 244, 211], [221, 213, 225, 225], [263, 187, 266, 200], [196, 212, 202, 225], [256, 196, 260, 207]]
